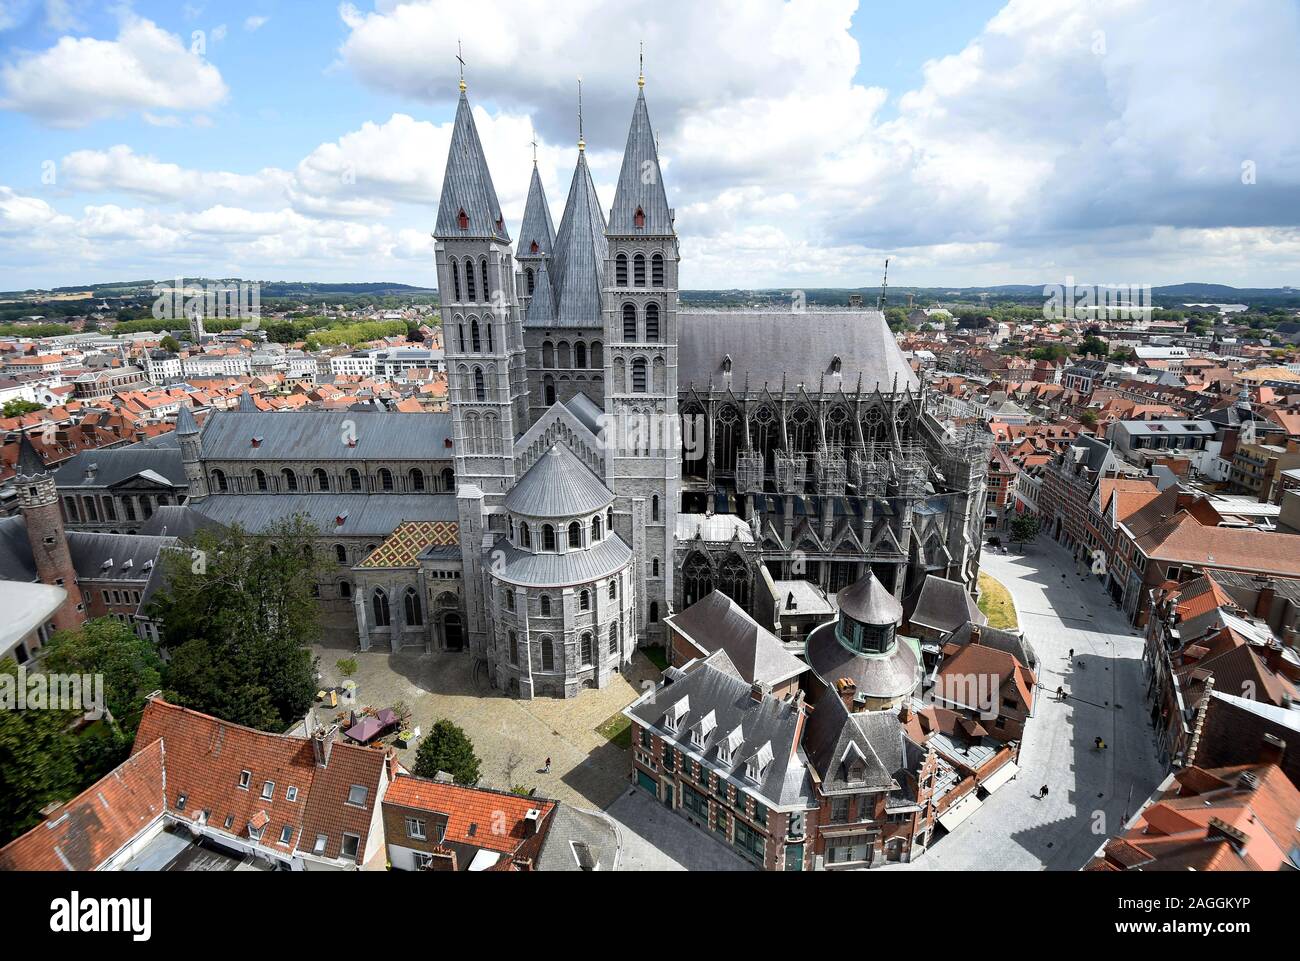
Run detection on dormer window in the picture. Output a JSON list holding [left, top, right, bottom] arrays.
[[722, 354, 732, 375], [831, 355, 842, 375], [691, 709, 716, 748], [718, 724, 743, 765], [664, 696, 689, 732], [634, 206, 645, 228], [746, 741, 774, 783], [529, 240, 539, 254], [457, 208, 469, 231]]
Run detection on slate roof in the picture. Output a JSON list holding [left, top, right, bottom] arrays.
[[838, 571, 903, 625], [434, 91, 509, 242], [358, 520, 459, 568], [489, 533, 631, 588], [805, 621, 921, 702], [51, 447, 187, 489], [562, 391, 604, 436], [625, 652, 812, 808], [802, 691, 908, 796], [523, 259, 558, 327], [942, 621, 1037, 671], [184, 493, 459, 538], [534, 804, 620, 872], [904, 574, 984, 635], [664, 589, 807, 687], [175, 403, 199, 435], [517, 164, 556, 259], [503, 444, 613, 518], [608, 88, 673, 235], [550, 152, 608, 327], [14, 432, 46, 477], [198, 411, 453, 461], [0, 518, 176, 584], [678, 311, 919, 393]]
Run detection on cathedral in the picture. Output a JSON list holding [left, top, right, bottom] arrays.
[[3, 70, 991, 701]]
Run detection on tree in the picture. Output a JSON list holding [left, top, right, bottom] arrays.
[[1080, 409, 1099, 429], [42, 618, 163, 736], [1, 399, 44, 417], [159, 334, 181, 352], [0, 658, 83, 844], [1009, 514, 1041, 547], [146, 516, 325, 731], [1076, 336, 1108, 358], [413, 719, 481, 785]]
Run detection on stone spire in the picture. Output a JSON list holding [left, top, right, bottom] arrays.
[[434, 90, 510, 242], [524, 259, 557, 327], [14, 432, 47, 479], [609, 84, 672, 236], [517, 163, 556, 260], [237, 390, 259, 413], [551, 151, 607, 325], [175, 403, 199, 435]]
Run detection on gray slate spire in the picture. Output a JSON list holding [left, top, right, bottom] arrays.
[[517, 164, 556, 258], [237, 390, 258, 413], [524, 260, 557, 327], [551, 152, 608, 326], [175, 404, 200, 435], [434, 91, 510, 242], [14, 432, 47, 478], [609, 88, 672, 235]]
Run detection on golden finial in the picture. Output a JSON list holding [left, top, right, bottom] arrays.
[[638, 41, 645, 88], [457, 40, 466, 92], [577, 76, 585, 152]]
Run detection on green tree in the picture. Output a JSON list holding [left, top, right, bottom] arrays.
[[1, 399, 44, 417], [42, 618, 163, 736], [159, 334, 181, 352], [1009, 514, 1040, 547], [146, 516, 325, 731], [0, 658, 83, 844], [1075, 336, 1108, 358], [413, 719, 481, 785]]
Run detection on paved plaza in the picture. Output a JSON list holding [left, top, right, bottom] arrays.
[[892, 540, 1167, 871]]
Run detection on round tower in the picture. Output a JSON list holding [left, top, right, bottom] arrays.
[[14, 434, 84, 633], [175, 404, 208, 499]]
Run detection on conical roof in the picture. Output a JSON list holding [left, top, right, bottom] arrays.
[[175, 404, 200, 435], [836, 571, 903, 626], [504, 444, 614, 518], [434, 91, 510, 242], [524, 260, 557, 327], [517, 164, 555, 258], [551, 152, 607, 327], [236, 391, 258, 413], [609, 88, 672, 235], [14, 432, 47, 477]]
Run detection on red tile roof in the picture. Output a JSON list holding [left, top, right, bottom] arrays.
[[383, 774, 555, 855]]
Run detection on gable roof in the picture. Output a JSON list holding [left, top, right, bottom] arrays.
[[358, 520, 460, 569], [198, 410, 453, 461], [383, 774, 555, 855], [664, 589, 807, 687], [802, 692, 906, 796], [904, 574, 985, 635]]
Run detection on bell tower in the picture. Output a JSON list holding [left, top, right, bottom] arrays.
[[14, 434, 84, 632]]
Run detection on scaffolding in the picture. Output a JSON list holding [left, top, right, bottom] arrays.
[[934, 423, 995, 490], [849, 443, 929, 498], [736, 452, 764, 494], [815, 447, 847, 496], [774, 452, 807, 494]]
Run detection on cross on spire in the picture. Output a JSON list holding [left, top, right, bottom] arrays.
[[577, 76, 585, 151], [639, 41, 645, 88], [530, 138, 538, 166], [456, 40, 466, 92]]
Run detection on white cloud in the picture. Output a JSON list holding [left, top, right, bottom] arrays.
[[0, 15, 228, 127], [60, 145, 292, 205], [244, 14, 269, 31]]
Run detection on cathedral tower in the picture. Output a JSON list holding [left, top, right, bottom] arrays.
[[14, 434, 84, 632], [175, 403, 207, 499], [435, 80, 527, 661], [602, 72, 680, 644]]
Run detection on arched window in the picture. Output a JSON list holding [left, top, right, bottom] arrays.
[[451, 259, 461, 301], [645, 302, 660, 342], [608, 622, 618, 654], [253, 468, 268, 491], [334, 544, 347, 564], [440, 467, 455, 491], [470, 319, 481, 352], [579, 589, 590, 612], [408, 469, 425, 491], [486, 320, 494, 352], [314, 468, 329, 491], [505, 589, 515, 612], [608, 580, 617, 600], [568, 521, 581, 549], [372, 589, 391, 627], [652, 557, 660, 577], [540, 594, 551, 616], [211, 469, 228, 492], [592, 514, 602, 541], [580, 632, 593, 665], [633, 253, 646, 286], [574, 342, 587, 368], [280, 468, 297, 492], [526, 267, 535, 295], [652, 253, 664, 287], [404, 587, 423, 626], [520, 522, 531, 548], [652, 494, 660, 521], [378, 468, 394, 491], [649, 601, 659, 622], [542, 341, 554, 368], [509, 631, 519, 665], [542, 524, 556, 551], [457, 323, 465, 352], [622, 303, 637, 341], [347, 468, 362, 491], [541, 636, 554, 671], [634, 206, 645, 228], [607, 507, 614, 531], [465, 259, 477, 301], [616, 252, 628, 286], [544, 376, 556, 406], [557, 341, 571, 368], [480, 259, 490, 302], [591, 341, 603, 368], [339, 580, 352, 598], [632, 358, 647, 393], [474, 368, 486, 401]]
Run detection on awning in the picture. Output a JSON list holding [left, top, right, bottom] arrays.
[[937, 791, 983, 833], [979, 760, 1020, 795]]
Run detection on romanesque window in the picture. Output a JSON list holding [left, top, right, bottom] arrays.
[[509, 631, 519, 665], [505, 589, 515, 611], [480, 259, 490, 302], [470, 319, 481, 352], [466, 259, 477, 301], [373, 589, 391, 627], [441, 467, 455, 491], [541, 636, 555, 671], [520, 523, 531, 548], [334, 544, 347, 564], [652, 494, 660, 521], [608, 580, 617, 600], [314, 468, 330, 491], [409, 469, 425, 491], [616, 253, 628, 286], [544, 375, 556, 406], [451, 260, 461, 301], [652, 253, 664, 287], [458, 323, 465, 352], [526, 268, 535, 295], [633, 253, 646, 286], [591, 515, 602, 541], [485, 320, 494, 352], [632, 358, 647, 393], [404, 587, 423, 626], [340, 580, 351, 598], [645, 302, 660, 342], [649, 601, 659, 622], [211, 469, 228, 492], [608, 622, 618, 654], [579, 589, 590, 611], [568, 521, 582, 548], [581, 633, 593, 666], [590, 341, 603, 368], [607, 507, 614, 531], [542, 341, 554, 367], [574, 342, 587, 368], [652, 557, 660, 577], [254, 468, 268, 491], [542, 524, 556, 551], [622, 303, 637, 341], [280, 469, 297, 492], [347, 468, 362, 491], [379, 468, 394, 491], [539, 594, 551, 615], [474, 368, 486, 401]]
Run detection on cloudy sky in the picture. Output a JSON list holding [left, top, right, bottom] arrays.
[[0, 0, 1297, 291]]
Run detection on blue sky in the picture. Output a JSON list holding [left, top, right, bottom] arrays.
[[1, 0, 1296, 290]]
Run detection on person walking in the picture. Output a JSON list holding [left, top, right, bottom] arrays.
[[543, 756, 551, 773], [1094, 737, 1105, 751], [1038, 784, 1049, 799]]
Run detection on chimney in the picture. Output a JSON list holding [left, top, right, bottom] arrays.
[[970, 624, 982, 645], [750, 681, 769, 703], [1253, 577, 1276, 619], [1206, 816, 1249, 851], [312, 723, 337, 768], [1259, 733, 1285, 767], [523, 808, 542, 838]]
